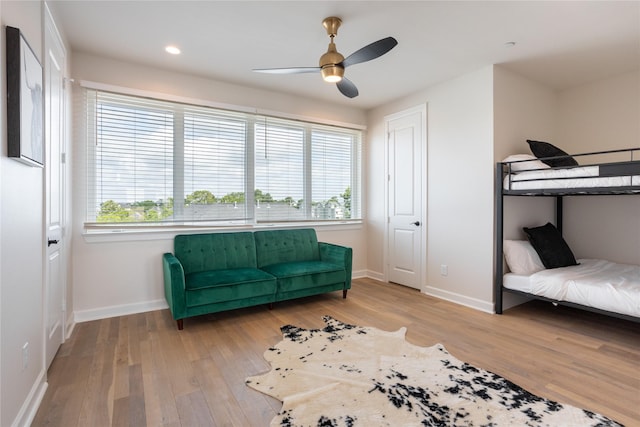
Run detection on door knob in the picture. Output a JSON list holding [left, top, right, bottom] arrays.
[[48, 239, 59, 247], [411, 221, 421, 226]]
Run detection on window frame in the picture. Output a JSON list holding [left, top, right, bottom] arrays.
[[82, 84, 364, 235]]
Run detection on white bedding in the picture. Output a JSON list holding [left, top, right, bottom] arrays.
[[503, 259, 640, 318], [503, 165, 640, 190]]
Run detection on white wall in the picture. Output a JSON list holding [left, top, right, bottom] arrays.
[[367, 66, 495, 312], [72, 52, 366, 126], [70, 53, 368, 321], [0, 2, 47, 426], [493, 67, 558, 241], [557, 70, 640, 154], [558, 70, 640, 264]]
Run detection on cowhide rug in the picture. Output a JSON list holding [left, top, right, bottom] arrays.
[[246, 316, 622, 427]]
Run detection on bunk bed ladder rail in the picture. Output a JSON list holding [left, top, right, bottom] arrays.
[[494, 164, 504, 314]]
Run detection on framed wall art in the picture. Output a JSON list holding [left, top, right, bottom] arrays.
[[6, 25, 44, 167]]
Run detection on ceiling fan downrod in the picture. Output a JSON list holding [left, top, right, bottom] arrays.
[[320, 17, 345, 82]]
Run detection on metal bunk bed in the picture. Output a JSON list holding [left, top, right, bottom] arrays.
[[494, 147, 640, 322]]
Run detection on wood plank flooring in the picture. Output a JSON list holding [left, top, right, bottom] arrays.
[[33, 278, 640, 426]]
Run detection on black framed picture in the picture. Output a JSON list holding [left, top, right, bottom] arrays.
[[6, 25, 43, 167]]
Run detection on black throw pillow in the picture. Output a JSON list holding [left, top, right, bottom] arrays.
[[523, 222, 579, 269], [527, 140, 579, 168]]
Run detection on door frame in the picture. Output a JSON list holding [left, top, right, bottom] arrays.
[[43, 3, 69, 367], [383, 104, 428, 290]]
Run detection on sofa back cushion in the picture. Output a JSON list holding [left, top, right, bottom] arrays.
[[254, 228, 320, 267], [174, 232, 257, 274]]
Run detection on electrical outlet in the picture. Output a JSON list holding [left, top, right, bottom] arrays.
[[22, 342, 29, 371], [440, 264, 448, 276]]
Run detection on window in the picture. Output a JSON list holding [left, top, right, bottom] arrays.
[[85, 89, 361, 226]]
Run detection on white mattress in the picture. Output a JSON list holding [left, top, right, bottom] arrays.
[[503, 165, 640, 190], [503, 259, 640, 318]]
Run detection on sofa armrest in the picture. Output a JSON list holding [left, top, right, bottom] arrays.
[[163, 253, 187, 320], [319, 242, 353, 289]]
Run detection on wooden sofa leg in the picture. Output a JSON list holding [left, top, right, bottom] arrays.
[[177, 319, 183, 330], [343, 289, 348, 299], [268, 303, 274, 310]]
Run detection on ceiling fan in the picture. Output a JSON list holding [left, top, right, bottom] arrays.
[[253, 17, 398, 98]]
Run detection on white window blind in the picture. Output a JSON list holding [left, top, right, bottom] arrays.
[[183, 108, 248, 221], [312, 126, 359, 220], [84, 88, 361, 227], [255, 118, 305, 221], [88, 91, 174, 223]]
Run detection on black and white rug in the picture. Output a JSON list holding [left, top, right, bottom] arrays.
[[246, 316, 623, 426]]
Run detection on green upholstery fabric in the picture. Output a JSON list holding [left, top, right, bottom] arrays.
[[185, 268, 276, 307], [185, 269, 276, 307], [163, 228, 352, 329], [272, 269, 345, 293], [175, 232, 257, 274], [186, 281, 276, 307], [260, 261, 345, 291], [186, 268, 275, 290], [255, 229, 320, 267], [276, 283, 347, 302], [182, 294, 276, 319], [163, 253, 186, 318], [259, 260, 342, 278], [319, 242, 353, 290]]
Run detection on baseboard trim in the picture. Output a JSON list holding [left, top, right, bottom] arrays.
[[74, 299, 169, 323], [12, 370, 47, 427], [360, 274, 494, 314], [65, 314, 76, 340], [351, 269, 368, 279], [73, 273, 371, 324], [364, 270, 384, 281], [422, 286, 494, 314], [71, 277, 493, 323]]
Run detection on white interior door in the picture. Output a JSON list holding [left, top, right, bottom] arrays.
[[44, 7, 67, 368], [386, 106, 426, 289]]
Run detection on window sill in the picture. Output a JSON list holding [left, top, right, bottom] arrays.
[[82, 221, 363, 243]]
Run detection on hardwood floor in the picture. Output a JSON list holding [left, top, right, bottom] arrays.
[[33, 278, 639, 426]]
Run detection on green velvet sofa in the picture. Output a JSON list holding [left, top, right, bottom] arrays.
[[163, 228, 352, 329]]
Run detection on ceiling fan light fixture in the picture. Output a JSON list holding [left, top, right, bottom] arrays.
[[252, 15, 398, 98], [319, 39, 345, 83], [321, 65, 344, 83], [165, 45, 181, 55]]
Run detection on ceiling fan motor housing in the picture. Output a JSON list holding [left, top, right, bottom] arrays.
[[320, 41, 345, 82]]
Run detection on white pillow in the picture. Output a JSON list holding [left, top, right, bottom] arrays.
[[502, 154, 550, 172], [503, 240, 546, 275]]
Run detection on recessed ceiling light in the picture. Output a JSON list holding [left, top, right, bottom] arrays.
[[165, 45, 181, 55]]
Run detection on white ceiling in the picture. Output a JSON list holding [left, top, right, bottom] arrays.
[[48, 1, 640, 110]]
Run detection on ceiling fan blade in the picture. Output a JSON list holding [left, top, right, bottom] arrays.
[[336, 77, 359, 98], [253, 67, 321, 74], [341, 36, 398, 68]]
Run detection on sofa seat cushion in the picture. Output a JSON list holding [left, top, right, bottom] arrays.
[[185, 268, 276, 307], [261, 261, 346, 292]]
